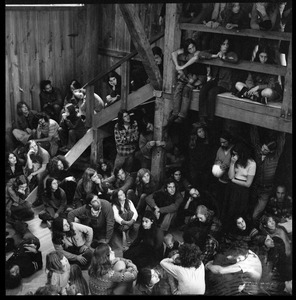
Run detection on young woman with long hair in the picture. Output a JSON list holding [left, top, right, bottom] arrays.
[[88, 242, 138, 295]]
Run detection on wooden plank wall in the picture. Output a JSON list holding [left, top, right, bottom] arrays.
[[5, 5, 101, 140], [5, 3, 164, 150], [97, 3, 164, 100]]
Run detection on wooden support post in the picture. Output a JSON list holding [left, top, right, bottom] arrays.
[[281, 41, 292, 121], [85, 85, 97, 167], [119, 3, 162, 90], [121, 60, 130, 109], [151, 3, 181, 188]]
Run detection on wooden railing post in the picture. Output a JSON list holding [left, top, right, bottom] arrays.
[[85, 85, 98, 167], [121, 61, 130, 110], [281, 41, 292, 121]]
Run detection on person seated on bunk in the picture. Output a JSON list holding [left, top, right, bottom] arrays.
[[72, 88, 104, 119], [105, 70, 121, 107], [234, 44, 282, 104], [169, 38, 212, 125], [58, 103, 86, 153]]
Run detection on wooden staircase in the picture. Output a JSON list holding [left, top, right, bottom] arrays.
[[26, 83, 155, 204]]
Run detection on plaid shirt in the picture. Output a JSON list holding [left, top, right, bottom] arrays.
[[114, 120, 139, 156], [201, 234, 219, 264]]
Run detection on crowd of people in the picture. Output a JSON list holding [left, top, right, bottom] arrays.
[[5, 2, 292, 296]]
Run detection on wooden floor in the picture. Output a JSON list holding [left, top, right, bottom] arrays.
[[6, 205, 183, 295]]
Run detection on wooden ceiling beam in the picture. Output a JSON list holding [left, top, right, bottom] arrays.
[[119, 3, 162, 91]]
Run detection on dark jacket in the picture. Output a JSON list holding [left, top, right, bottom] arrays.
[[14, 110, 40, 131], [67, 200, 115, 243]]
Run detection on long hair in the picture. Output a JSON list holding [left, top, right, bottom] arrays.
[[82, 167, 97, 194], [88, 243, 112, 278], [254, 44, 275, 64], [51, 217, 75, 245], [196, 205, 215, 224], [97, 158, 113, 179], [136, 267, 152, 286], [138, 210, 159, 238], [117, 109, 135, 130], [12, 174, 28, 193], [16, 101, 30, 116], [183, 38, 196, 55], [46, 251, 65, 284], [106, 70, 122, 90], [45, 177, 61, 199], [231, 142, 253, 168], [112, 190, 132, 215], [231, 213, 258, 236], [178, 243, 202, 268], [5, 151, 20, 167], [211, 34, 233, 54], [64, 103, 78, 123], [69, 264, 89, 295], [48, 155, 69, 177], [136, 168, 151, 185]]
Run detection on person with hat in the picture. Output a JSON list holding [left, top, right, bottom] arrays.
[[198, 35, 238, 124]]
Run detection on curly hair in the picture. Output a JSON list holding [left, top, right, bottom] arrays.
[[116, 109, 136, 130], [48, 155, 69, 177], [178, 243, 202, 268], [16, 101, 30, 116], [45, 177, 61, 199], [230, 142, 253, 168], [136, 168, 151, 184]]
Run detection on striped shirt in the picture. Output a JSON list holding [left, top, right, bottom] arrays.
[[37, 119, 60, 141]]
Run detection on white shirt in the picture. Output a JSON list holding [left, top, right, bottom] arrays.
[[160, 258, 205, 295], [112, 199, 138, 224], [237, 250, 262, 281], [234, 159, 256, 181]]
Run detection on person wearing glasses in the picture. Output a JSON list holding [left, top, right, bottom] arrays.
[[67, 193, 115, 248], [114, 109, 139, 173]]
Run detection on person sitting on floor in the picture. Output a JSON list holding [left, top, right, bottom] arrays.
[[5, 235, 43, 290], [51, 217, 93, 270], [67, 193, 115, 247], [145, 178, 183, 232]]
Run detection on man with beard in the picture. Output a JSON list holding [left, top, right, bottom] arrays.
[[250, 125, 286, 225], [39, 80, 63, 122], [145, 178, 183, 232], [210, 130, 234, 217]]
